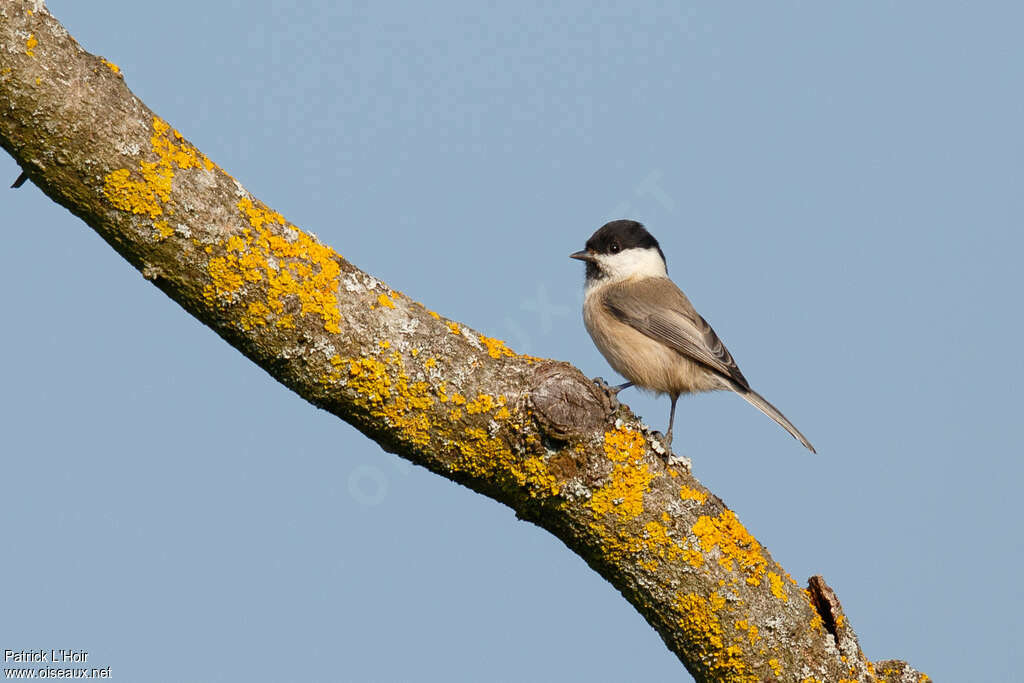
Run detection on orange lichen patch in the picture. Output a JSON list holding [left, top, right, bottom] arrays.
[[153, 220, 174, 241], [628, 517, 705, 571], [453, 428, 560, 497], [446, 321, 461, 335], [377, 293, 395, 309], [25, 34, 37, 57], [342, 357, 391, 404], [767, 572, 788, 601], [103, 116, 214, 220], [328, 354, 433, 445], [691, 510, 769, 583], [465, 393, 497, 415], [327, 351, 556, 497], [100, 58, 120, 74], [202, 197, 343, 334], [675, 593, 754, 682], [734, 619, 759, 645], [428, 310, 440, 320], [236, 195, 282, 229], [586, 427, 653, 521], [679, 485, 708, 504], [479, 334, 516, 359], [578, 427, 706, 568], [102, 166, 171, 220], [240, 301, 271, 331]]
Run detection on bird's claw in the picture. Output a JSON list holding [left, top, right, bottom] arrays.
[[592, 376, 622, 411]]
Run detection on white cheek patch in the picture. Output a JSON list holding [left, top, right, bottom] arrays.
[[595, 248, 668, 282]]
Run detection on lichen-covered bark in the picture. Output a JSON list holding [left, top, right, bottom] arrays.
[[0, 4, 927, 681]]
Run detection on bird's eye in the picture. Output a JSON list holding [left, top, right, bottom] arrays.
[[609, 243, 620, 254]]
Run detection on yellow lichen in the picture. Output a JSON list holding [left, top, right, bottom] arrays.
[[586, 427, 653, 521], [446, 321, 461, 335], [25, 34, 37, 57], [377, 293, 395, 309], [735, 619, 759, 645], [691, 510, 769, 581], [465, 393, 496, 415], [326, 351, 557, 497], [479, 335, 516, 359], [675, 593, 755, 682], [767, 572, 788, 601], [769, 659, 782, 677], [639, 559, 659, 572], [680, 485, 708, 504], [201, 197, 343, 334], [103, 116, 214, 220], [154, 220, 174, 241], [345, 358, 391, 405], [100, 58, 120, 74], [577, 427, 713, 571]]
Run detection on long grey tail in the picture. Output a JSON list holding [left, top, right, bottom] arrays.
[[729, 383, 815, 454]]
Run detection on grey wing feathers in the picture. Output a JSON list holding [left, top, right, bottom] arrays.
[[601, 278, 750, 390]]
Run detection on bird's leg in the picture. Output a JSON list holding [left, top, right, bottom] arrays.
[[611, 381, 634, 394], [664, 394, 679, 451]]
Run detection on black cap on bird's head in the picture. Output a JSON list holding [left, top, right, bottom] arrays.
[[570, 220, 666, 280]]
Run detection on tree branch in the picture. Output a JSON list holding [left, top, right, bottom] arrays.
[[0, 4, 926, 681]]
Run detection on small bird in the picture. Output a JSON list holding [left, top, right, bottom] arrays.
[[570, 220, 815, 453]]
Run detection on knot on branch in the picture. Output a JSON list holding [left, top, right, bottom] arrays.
[[525, 362, 614, 441]]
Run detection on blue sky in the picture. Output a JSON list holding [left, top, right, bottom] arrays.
[[2, 2, 1022, 681]]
